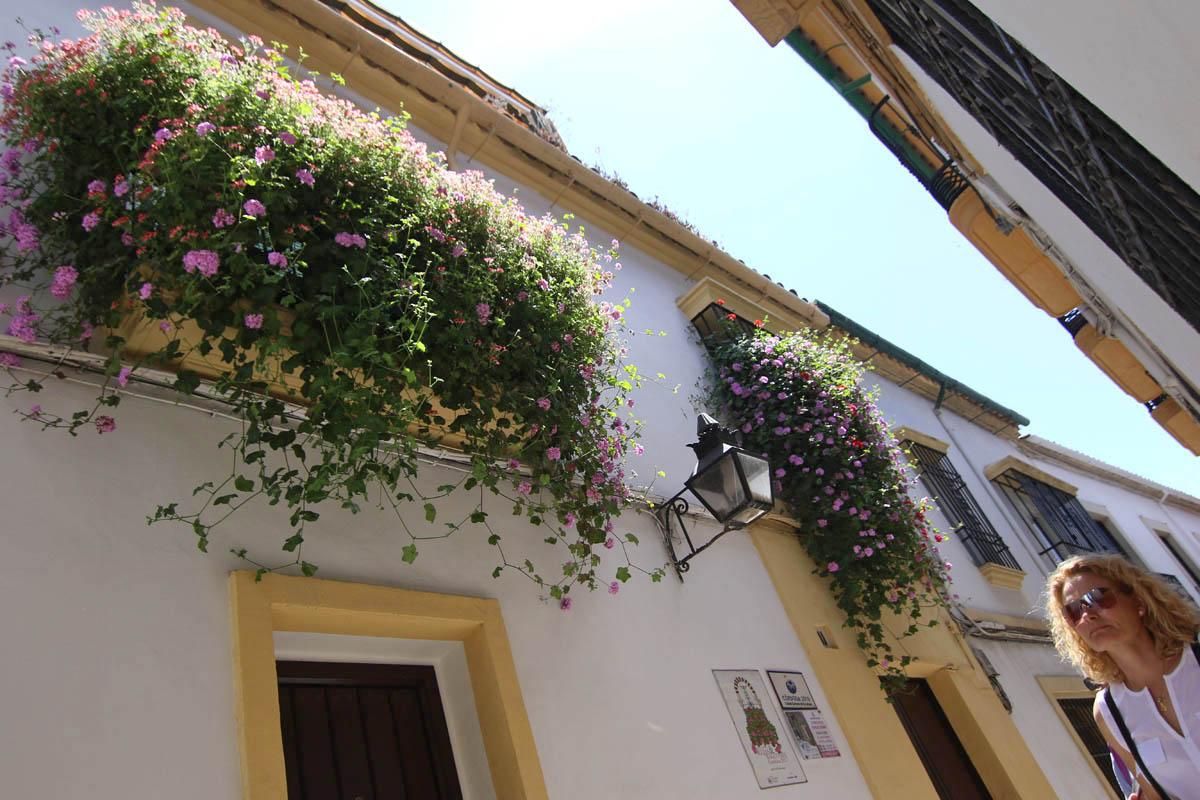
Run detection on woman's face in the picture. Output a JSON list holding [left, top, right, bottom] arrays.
[[1060, 572, 1145, 653]]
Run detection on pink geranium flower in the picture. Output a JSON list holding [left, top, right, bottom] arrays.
[[182, 249, 220, 277]]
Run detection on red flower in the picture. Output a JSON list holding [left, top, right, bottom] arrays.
[[726, 313, 737, 321], [716, 298, 726, 306]]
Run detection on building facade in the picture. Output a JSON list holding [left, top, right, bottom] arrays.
[[1, 1, 1198, 798], [733, 0, 1200, 456]]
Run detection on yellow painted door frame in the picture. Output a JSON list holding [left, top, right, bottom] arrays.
[[750, 521, 1056, 799]]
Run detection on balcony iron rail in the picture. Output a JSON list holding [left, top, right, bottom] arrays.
[[908, 442, 1021, 570], [865, 0, 1200, 334]]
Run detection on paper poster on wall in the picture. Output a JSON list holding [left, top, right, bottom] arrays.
[[768, 670, 842, 759], [713, 670, 807, 788]]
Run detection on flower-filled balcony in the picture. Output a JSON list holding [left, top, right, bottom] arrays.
[[0, 5, 663, 601]]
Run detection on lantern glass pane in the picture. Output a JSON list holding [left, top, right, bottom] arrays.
[[737, 452, 774, 507], [687, 451, 745, 522]]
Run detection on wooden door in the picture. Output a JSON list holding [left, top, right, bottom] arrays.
[[277, 661, 464, 800], [891, 679, 993, 800]]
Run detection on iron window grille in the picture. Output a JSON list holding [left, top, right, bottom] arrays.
[[1158, 533, 1200, 591], [1056, 697, 1122, 798], [1156, 572, 1189, 597], [690, 302, 757, 345], [1089, 517, 1133, 560], [992, 469, 1124, 564], [907, 442, 1020, 570], [864, 0, 1200, 336]]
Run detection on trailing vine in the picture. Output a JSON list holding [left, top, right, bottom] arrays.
[[708, 325, 953, 691], [0, 5, 665, 600]]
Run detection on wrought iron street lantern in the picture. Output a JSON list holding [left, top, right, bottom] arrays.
[[656, 414, 775, 579]]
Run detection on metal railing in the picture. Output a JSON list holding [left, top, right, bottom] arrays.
[[909, 442, 1021, 570]]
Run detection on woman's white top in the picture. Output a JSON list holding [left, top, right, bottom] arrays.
[[1098, 648, 1200, 800]]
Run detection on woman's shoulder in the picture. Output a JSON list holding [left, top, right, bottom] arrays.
[[1091, 682, 1124, 723]]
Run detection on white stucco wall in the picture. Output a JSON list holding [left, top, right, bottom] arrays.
[[973, 0, 1200, 195], [866, 371, 1200, 800], [868, 368, 1200, 619], [893, 49, 1200, 397], [5, 3, 1199, 799], [0, 374, 873, 800], [972, 638, 1113, 800], [0, 4, 872, 798]]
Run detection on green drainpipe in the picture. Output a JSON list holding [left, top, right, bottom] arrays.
[[783, 29, 938, 185]]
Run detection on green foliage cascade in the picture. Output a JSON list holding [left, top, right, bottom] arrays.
[[0, 5, 663, 597], [709, 327, 953, 691]]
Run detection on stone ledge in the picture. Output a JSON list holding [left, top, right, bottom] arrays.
[[979, 563, 1027, 591]]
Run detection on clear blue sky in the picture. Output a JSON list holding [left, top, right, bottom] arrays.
[[384, 0, 1200, 496]]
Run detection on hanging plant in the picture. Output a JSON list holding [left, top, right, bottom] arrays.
[[708, 325, 953, 692], [0, 5, 665, 599]]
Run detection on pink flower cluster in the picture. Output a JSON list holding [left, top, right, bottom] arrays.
[[182, 249, 220, 277], [334, 231, 366, 249], [5, 296, 39, 343], [50, 265, 78, 299]]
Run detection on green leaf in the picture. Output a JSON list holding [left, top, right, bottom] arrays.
[[625, 533, 639, 545], [401, 543, 418, 564], [234, 475, 255, 492], [616, 566, 631, 583], [300, 561, 318, 577], [423, 503, 436, 523]]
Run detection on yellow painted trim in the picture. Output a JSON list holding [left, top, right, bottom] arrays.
[[965, 607, 1049, 633], [1037, 675, 1119, 799], [927, 668, 1059, 799], [894, 426, 950, 455], [187, 0, 1019, 440], [1073, 324, 1161, 404], [731, 0, 823, 46], [675, 275, 829, 332], [189, 0, 826, 354], [1151, 397, 1200, 456], [746, 522, 940, 800], [228, 572, 548, 800], [984, 455, 1078, 496], [948, 192, 1083, 317], [978, 563, 1027, 591], [749, 519, 1058, 799]]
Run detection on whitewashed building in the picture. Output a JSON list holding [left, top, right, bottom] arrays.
[[734, 0, 1200, 456], [1, 2, 1197, 799]]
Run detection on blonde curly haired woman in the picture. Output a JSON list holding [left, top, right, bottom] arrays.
[[1046, 554, 1200, 800]]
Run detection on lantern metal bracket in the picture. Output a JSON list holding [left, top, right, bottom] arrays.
[[655, 491, 746, 582]]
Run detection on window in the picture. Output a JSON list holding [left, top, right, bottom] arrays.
[[1157, 531, 1200, 590], [908, 442, 1020, 570], [991, 469, 1122, 564], [1038, 675, 1121, 798], [1056, 698, 1121, 798], [1155, 572, 1189, 595], [689, 301, 757, 344], [1088, 517, 1133, 560], [864, 0, 1200, 333]]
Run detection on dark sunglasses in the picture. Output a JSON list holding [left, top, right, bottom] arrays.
[[1063, 587, 1118, 626]]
